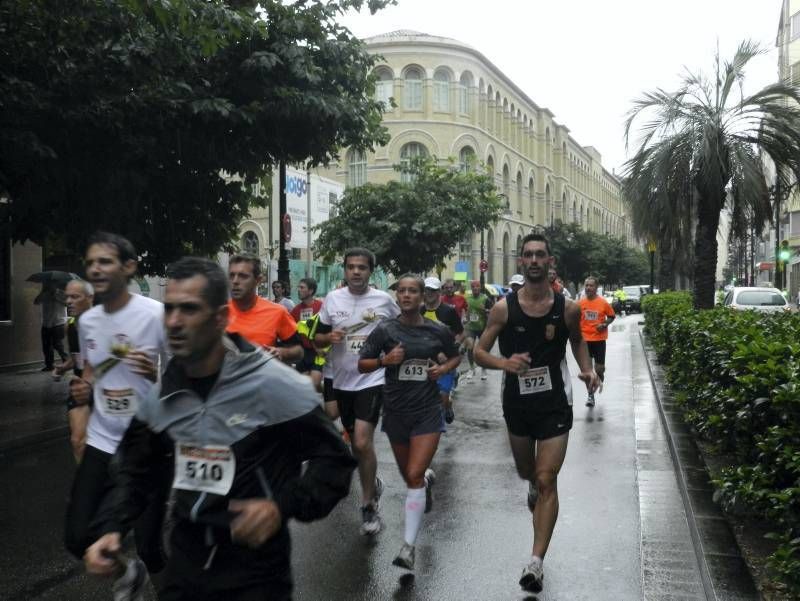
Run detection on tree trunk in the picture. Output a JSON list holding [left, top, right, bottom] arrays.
[[693, 193, 723, 309], [658, 240, 674, 291]]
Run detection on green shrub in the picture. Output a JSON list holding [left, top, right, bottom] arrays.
[[642, 295, 800, 593]]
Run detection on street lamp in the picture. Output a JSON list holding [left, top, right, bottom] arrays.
[[647, 240, 656, 293]]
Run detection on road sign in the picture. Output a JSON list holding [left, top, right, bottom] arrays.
[[479, 259, 489, 273], [282, 214, 292, 243]]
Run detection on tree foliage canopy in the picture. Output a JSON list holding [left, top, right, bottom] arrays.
[[0, 0, 391, 273], [545, 222, 649, 288], [313, 157, 503, 276], [623, 40, 800, 308]]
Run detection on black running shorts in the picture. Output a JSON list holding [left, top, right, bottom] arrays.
[[586, 340, 607, 365], [323, 377, 335, 404], [334, 385, 383, 431], [503, 404, 573, 440], [382, 404, 445, 445]]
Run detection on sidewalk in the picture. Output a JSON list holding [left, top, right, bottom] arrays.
[[0, 366, 70, 453]]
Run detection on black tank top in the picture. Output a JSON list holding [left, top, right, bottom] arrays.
[[498, 291, 571, 411]]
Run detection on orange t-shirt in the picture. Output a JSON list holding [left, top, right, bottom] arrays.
[[579, 296, 616, 341], [226, 297, 297, 348]]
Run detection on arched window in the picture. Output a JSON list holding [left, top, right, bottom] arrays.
[[516, 171, 523, 212], [502, 232, 510, 284], [374, 68, 393, 106], [459, 146, 475, 173], [545, 183, 552, 225], [347, 148, 367, 188], [486, 155, 495, 182], [400, 142, 428, 183], [528, 177, 536, 219], [502, 164, 511, 210], [404, 67, 423, 111], [241, 231, 259, 256], [459, 72, 473, 114], [433, 68, 450, 112]]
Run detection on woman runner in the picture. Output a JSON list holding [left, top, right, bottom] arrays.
[[358, 274, 461, 570]]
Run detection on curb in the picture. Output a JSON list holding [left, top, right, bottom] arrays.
[[0, 426, 69, 454], [638, 330, 760, 600]]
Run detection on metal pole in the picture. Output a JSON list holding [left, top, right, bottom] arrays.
[[775, 179, 781, 289], [278, 161, 290, 286], [306, 169, 312, 278], [649, 250, 655, 293], [480, 229, 485, 288]]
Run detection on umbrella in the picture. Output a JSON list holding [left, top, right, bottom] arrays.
[[27, 271, 80, 285]]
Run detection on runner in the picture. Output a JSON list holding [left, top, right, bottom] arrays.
[[272, 280, 295, 311], [548, 268, 572, 300], [358, 274, 461, 569], [578, 276, 615, 407], [226, 254, 303, 363], [508, 274, 524, 294], [53, 278, 94, 462], [441, 278, 467, 320], [64, 231, 168, 586], [84, 256, 356, 601], [421, 277, 463, 424], [475, 232, 599, 594], [314, 248, 400, 535], [290, 278, 324, 390], [463, 280, 492, 380]]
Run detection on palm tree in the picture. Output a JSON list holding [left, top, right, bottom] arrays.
[[623, 41, 800, 309]]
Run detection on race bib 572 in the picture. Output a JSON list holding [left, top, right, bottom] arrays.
[[517, 367, 553, 396]]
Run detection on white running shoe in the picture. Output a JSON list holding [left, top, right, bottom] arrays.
[[519, 557, 544, 593], [360, 503, 381, 535]]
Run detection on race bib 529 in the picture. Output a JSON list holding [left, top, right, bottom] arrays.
[[100, 388, 138, 417]]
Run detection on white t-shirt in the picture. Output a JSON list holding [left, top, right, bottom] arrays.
[[79, 294, 166, 454], [319, 287, 400, 391]]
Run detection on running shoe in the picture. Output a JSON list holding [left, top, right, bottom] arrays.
[[444, 405, 455, 424], [424, 468, 436, 513], [112, 557, 148, 601], [465, 370, 474, 379], [480, 372, 488, 381], [527, 481, 538, 512], [586, 392, 595, 407], [360, 502, 381, 535], [519, 558, 544, 593], [392, 543, 415, 570]]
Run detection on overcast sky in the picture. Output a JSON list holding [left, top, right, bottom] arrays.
[[340, 0, 784, 174]]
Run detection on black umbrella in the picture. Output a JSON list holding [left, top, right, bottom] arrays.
[[27, 271, 80, 285]]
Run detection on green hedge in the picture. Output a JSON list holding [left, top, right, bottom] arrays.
[[642, 292, 800, 593]]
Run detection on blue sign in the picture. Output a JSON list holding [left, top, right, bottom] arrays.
[[285, 175, 306, 198]]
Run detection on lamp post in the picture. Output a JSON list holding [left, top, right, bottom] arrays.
[[479, 229, 486, 288], [278, 161, 290, 285], [647, 240, 656, 293]]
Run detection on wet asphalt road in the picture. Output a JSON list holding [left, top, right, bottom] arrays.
[[2, 315, 660, 600]]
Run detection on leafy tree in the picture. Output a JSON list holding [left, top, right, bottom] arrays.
[[623, 41, 800, 309], [313, 157, 503, 275], [544, 222, 649, 289], [0, 0, 391, 273]]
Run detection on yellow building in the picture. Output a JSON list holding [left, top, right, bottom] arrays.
[[322, 30, 633, 284], [777, 1, 800, 299]]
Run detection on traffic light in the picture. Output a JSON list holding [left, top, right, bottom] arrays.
[[779, 240, 791, 262]]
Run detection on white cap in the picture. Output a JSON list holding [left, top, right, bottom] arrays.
[[424, 276, 442, 290], [508, 274, 525, 286]]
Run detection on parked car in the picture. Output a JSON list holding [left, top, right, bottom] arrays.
[[620, 285, 650, 314], [722, 286, 791, 313]]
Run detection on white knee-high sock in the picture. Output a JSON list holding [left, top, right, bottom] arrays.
[[404, 487, 427, 545]]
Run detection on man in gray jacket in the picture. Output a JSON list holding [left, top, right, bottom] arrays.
[[84, 257, 356, 601]]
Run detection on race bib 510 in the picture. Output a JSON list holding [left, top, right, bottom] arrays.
[[173, 444, 236, 496]]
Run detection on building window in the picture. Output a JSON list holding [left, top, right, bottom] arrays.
[[459, 146, 475, 173], [374, 68, 393, 107], [400, 142, 428, 183], [793, 11, 800, 40], [459, 235, 472, 262], [458, 73, 472, 114], [433, 69, 450, 112], [791, 61, 800, 86], [241, 231, 259, 256], [347, 148, 367, 188], [0, 234, 10, 321], [330, 192, 339, 219], [404, 67, 423, 111]]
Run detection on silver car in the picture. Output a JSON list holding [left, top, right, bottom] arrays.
[[722, 287, 791, 313]]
